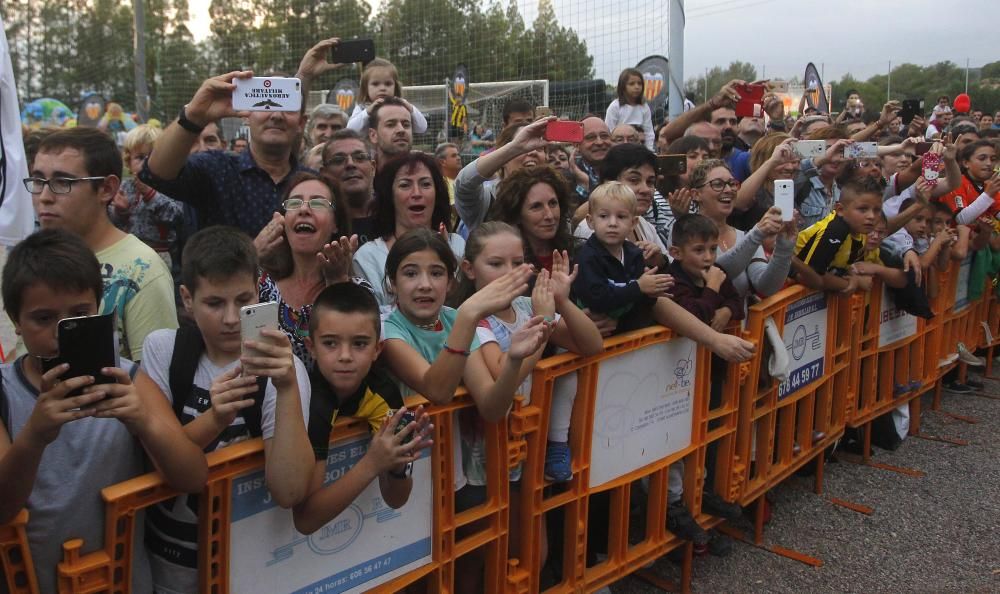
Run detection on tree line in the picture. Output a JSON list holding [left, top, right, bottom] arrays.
[[685, 60, 1000, 116], [2, 0, 594, 123]]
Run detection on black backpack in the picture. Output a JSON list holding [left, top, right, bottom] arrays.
[[168, 322, 268, 437]]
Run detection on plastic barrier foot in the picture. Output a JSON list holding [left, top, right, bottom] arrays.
[[932, 410, 979, 424], [715, 525, 823, 567], [839, 454, 927, 478], [910, 433, 969, 446]]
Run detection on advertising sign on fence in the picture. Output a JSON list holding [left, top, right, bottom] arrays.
[[229, 436, 433, 594], [590, 338, 696, 488], [878, 284, 917, 348], [778, 292, 828, 399]]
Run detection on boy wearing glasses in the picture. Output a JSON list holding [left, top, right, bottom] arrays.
[[26, 127, 178, 362]]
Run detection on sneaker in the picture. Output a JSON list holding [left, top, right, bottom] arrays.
[[544, 441, 572, 482], [701, 491, 743, 522], [708, 530, 734, 557], [667, 502, 709, 545], [957, 343, 985, 367], [943, 381, 974, 394], [812, 430, 827, 443]]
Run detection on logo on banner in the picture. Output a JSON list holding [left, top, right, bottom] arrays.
[[327, 79, 359, 114], [635, 55, 670, 108], [449, 64, 469, 132]]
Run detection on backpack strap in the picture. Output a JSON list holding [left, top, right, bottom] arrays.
[[168, 322, 205, 422]]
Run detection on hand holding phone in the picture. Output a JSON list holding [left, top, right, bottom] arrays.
[[544, 120, 584, 143], [844, 142, 877, 159], [734, 83, 766, 117], [331, 39, 376, 65], [794, 140, 826, 159], [656, 154, 687, 177], [898, 99, 923, 126], [240, 302, 279, 359], [774, 180, 794, 222], [233, 77, 302, 112], [41, 312, 119, 396]]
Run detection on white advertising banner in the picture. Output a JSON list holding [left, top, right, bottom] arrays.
[[778, 292, 828, 399], [589, 338, 696, 488], [229, 435, 433, 594], [878, 284, 918, 348]]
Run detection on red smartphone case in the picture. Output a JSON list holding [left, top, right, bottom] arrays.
[[545, 120, 584, 143], [734, 84, 766, 118]]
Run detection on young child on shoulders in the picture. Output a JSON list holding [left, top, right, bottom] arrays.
[[140, 227, 313, 593], [0, 229, 206, 594], [604, 68, 655, 151], [109, 124, 185, 268], [293, 282, 434, 535], [667, 214, 745, 331], [572, 182, 755, 361], [346, 58, 428, 133]]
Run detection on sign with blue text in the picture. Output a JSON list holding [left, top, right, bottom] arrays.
[[778, 292, 827, 399]]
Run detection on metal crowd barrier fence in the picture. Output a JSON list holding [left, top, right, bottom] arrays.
[[2, 263, 996, 593]]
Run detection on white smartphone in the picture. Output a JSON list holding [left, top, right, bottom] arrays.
[[794, 139, 826, 159], [233, 77, 302, 112], [240, 302, 279, 359], [844, 142, 878, 159], [774, 180, 794, 222]]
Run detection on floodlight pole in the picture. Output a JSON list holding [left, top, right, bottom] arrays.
[[132, 0, 150, 121], [668, 0, 685, 118]]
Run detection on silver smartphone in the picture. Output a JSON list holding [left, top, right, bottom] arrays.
[[774, 180, 794, 222], [240, 302, 279, 359], [794, 139, 826, 159], [844, 142, 877, 159]]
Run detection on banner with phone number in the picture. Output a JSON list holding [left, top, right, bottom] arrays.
[[778, 293, 828, 399], [229, 435, 432, 594]]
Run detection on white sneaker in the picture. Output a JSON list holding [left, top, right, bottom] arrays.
[[957, 342, 985, 367]]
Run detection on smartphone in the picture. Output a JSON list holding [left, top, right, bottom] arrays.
[[915, 142, 933, 156], [774, 180, 794, 222], [544, 120, 584, 143], [844, 142, 877, 159], [656, 154, 687, 177], [331, 39, 376, 65], [394, 409, 417, 445], [535, 106, 553, 119], [41, 312, 119, 396], [233, 77, 302, 112], [240, 302, 279, 359], [794, 139, 827, 159], [769, 80, 789, 94], [734, 83, 766, 118], [898, 99, 923, 126]]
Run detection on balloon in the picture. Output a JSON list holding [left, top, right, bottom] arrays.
[[953, 93, 971, 114]]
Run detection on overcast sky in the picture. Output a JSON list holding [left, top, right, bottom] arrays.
[[187, 0, 998, 86]]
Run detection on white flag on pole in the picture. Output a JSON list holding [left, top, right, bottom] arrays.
[[0, 15, 35, 247]]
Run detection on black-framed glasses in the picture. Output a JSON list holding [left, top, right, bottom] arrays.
[[323, 151, 372, 167], [697, 179, 740, 192], [283, 197, 334, 211], [23, 176, 107, 194]]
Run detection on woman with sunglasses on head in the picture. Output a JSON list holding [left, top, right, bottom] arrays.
[[254, 172, 371, 368], [690, 159, 794, 299]]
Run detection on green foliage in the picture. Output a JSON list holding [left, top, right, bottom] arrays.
[[5, 0, 595, 122], [684, 61, 758, 101]]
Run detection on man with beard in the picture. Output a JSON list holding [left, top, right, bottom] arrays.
[[710, 106, 751, 181], [368, 97, 412, 168], [683, 122, 723, 159], [322, 129, 377, 245], [140, 72, 309, 236]]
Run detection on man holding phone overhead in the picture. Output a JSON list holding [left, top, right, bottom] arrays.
[[141, 38, 345, 237]]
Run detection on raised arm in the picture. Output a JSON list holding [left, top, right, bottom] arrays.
[[660, 80, 745, 145]]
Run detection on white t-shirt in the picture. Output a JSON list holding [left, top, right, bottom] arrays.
[[139, 329, 310, 594]]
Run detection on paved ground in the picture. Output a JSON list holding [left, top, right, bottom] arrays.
[[613, 369, 1000, 593]]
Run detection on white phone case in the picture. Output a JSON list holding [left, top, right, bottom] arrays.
[[233, 77, 302, 112], [240, 302, 279, 357], [774, 180, 794, 222], [844, 142, 878, 159], [794, 140, 826, 159]]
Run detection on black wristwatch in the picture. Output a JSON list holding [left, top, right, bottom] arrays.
[[177, 106, 206, 134], [388, 462, 413, 479]]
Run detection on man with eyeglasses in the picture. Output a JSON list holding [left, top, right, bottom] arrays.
[[321, 129, 377, 245], [24, 127, 178, 362]]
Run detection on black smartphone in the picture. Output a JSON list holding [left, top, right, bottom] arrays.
[[331, 39, 376, 65], [914, 142, 934, 156], [656, 154, 687, 177], [898, 99, 923, 126], [394, 409, 417, 445], [41, 312, 119, 396]]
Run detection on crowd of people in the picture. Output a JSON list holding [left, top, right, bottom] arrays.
[[3, 36, 1000, 592]]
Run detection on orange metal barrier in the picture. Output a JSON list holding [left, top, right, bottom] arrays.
[[730, 285, 853, 529], [510, 325, 712, 593], [2, 266, 996, 593]]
